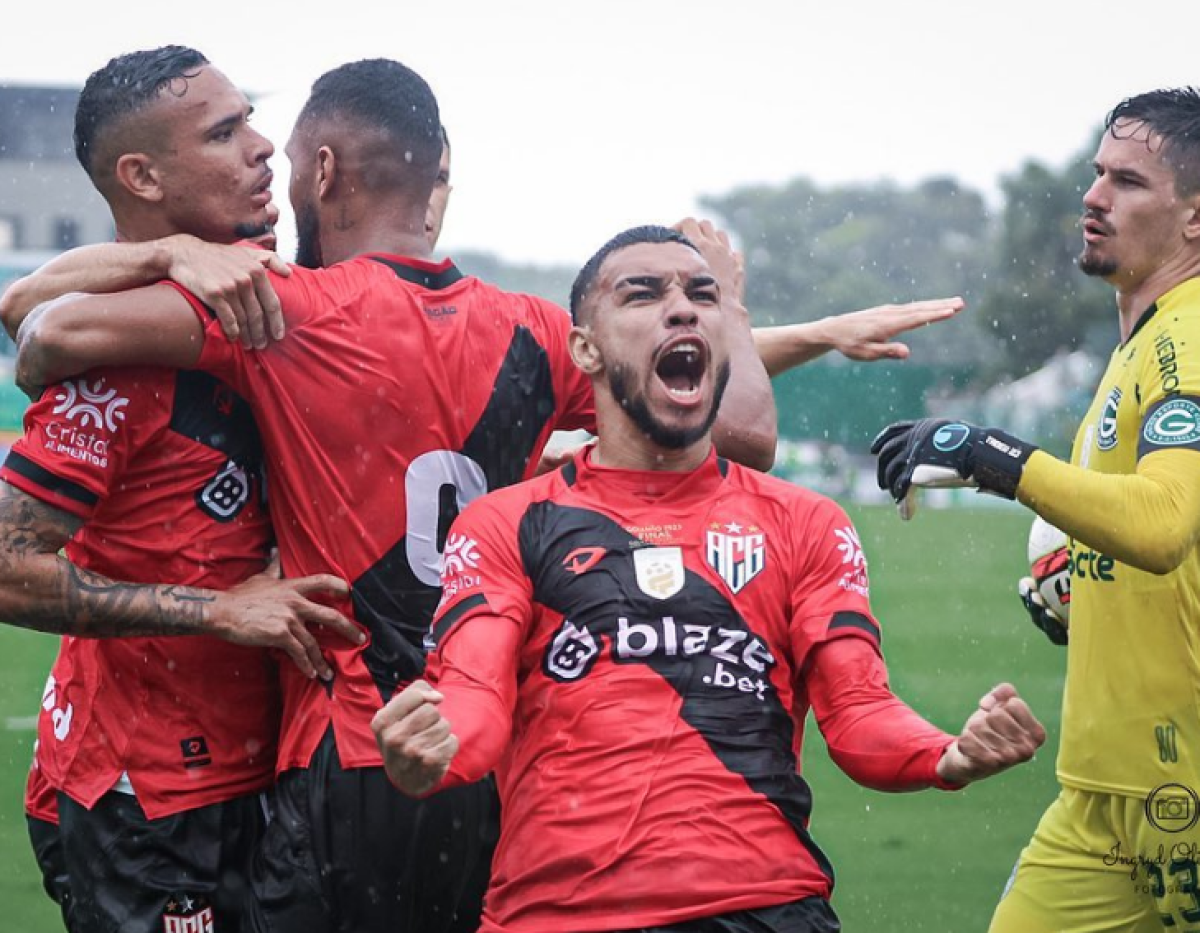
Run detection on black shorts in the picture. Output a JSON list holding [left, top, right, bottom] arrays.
[[27, 814, 73, 927], [247, 727, 499, 933], [612, 898, 841, 933], [57, 788, 268, 933]]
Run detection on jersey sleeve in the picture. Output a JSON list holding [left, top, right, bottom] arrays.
[[787, 496, 881, 670], [0, 370, 160, 518], [424, 494, 533, 786], [1018, 314, 1200, 574], [163, 267, 324, 392], [529, 297, 596, 433], [806, 636, 957, 792]]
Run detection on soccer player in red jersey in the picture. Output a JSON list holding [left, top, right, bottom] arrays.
[[10, 58, 975, 932], [13, 57, 780, 933], [0, 47, 359, 933], [373, 225, 1049, 933]]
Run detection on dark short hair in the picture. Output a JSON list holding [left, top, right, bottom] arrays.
[[569, 225, 699, 323], [74, 45, 209, 180], [1107, 87, 1200, 195], [295, 58, 441, 195]]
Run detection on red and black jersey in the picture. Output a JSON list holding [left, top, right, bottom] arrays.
[[178, 254, 596, 771], [1, 367, 277, 819], [425, 448, 910, 932]]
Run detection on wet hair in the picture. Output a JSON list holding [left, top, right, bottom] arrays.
[[294, 58, 441, 197], [1107, 87, 1200, 195], [74, 45, 209, 182], [569, 225, 699, 324]]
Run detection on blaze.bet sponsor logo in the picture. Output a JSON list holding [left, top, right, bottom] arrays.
[[705, 521, 766, 594], [544, 613, 777, 700], [834, 526, 869, 597], [440, 533, 482, 602], [196, 460, 252, 522]]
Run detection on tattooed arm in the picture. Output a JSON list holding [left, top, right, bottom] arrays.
[[0, 481, 364, 680]]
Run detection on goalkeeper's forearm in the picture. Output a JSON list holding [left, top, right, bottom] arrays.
[[1018, 448, 1200, 575]]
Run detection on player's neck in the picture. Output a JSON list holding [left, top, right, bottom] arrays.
[[1115, 251, 1200, 342], [319, 199, 432, 265], [590, 421, 712, 474]]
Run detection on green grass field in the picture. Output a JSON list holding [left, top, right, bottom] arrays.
[[0, 504, 1065, 932]]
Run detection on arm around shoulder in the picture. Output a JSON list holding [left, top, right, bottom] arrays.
[[16, 284, 207, 391]]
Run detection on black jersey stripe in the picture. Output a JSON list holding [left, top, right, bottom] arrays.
[[3, 451, 99, 507], [352, 325, 559, 703], [828, 611, 881, 644], [519, 500, 836, 889], [369, 256, 464, 290], [429, 593, 488, 649]]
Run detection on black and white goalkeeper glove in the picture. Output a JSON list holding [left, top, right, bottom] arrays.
[[1017, 577, 1069, 646], [870, 419, 1037, 520]]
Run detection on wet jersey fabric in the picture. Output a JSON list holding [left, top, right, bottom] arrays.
[[177, 254, 596, 771], [1024, 277, 1200, 797], [426, 448, 945, 932], [1, 366, 276, 818]]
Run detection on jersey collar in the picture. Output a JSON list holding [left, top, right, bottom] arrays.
[[366, 254, 464, 291], [563, 444, 728, 505]]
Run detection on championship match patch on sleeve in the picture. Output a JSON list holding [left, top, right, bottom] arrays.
[[1138, 395, 1200, 457]]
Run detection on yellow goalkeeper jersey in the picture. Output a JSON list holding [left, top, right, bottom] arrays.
[[1037, 277, 1200, 798]]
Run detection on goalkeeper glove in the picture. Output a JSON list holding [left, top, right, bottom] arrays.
[[871, 419, 1037, 520], [1017, 577, 1069, 646]]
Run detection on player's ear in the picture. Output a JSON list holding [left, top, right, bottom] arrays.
[[316, 145, 337, 201], [569, 325, 603, 375], [1184, 192, 1200, 242], [114, 152, 164, 204]]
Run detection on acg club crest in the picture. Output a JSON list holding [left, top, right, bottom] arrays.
[[705, 523, 766, 594], [633, 546, 686, 600]]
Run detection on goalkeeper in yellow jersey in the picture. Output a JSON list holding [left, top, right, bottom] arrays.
[[873, 88, 1200, 932]]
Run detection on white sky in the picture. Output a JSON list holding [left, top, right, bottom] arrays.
[[3, 0, 1198, 266]]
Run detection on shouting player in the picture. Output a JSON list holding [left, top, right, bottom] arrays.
[[373, 224, 1046, 933], [872, 88, 1200, 932]]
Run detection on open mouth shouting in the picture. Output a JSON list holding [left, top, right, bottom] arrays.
[[654, 336, 709, 408]]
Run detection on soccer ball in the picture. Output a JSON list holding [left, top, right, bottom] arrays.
[[1027, 516, 1071, 624]]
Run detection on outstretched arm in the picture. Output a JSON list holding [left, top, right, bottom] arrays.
[[0, 480, 362, 679], [1018, 447, 1200, 575], [753, 298, 964, 376], [1, 235, 289, 349]]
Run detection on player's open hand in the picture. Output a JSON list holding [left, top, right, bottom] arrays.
[[162, 233, 291, 349], [215, 568, 362, 681], [823, 297, 964, 361], [372, 680, 459, 797], [672, 217, 746, 310], [937, 683, 1046, 786]]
